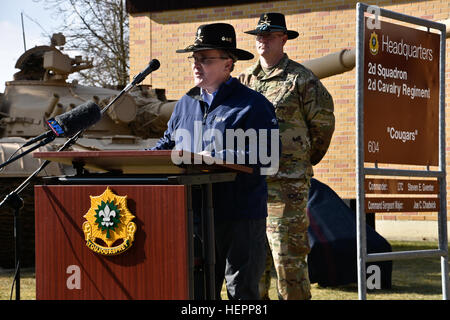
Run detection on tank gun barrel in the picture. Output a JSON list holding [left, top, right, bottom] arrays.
[[302, 49, 355, 80], [70, 56, 94, 73]]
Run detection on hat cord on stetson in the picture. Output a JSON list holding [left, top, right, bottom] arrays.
[[257, 24, 286, 31]]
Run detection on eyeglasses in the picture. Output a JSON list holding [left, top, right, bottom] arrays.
[[256, 33, 286, 41], [188, 55, 230, 65]]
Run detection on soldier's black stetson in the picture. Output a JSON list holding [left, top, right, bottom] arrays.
[[176, 23, 254, 60], [244, 12, 299, 40]]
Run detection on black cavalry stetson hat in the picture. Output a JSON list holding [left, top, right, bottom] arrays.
[[244, 12, 299, 40], [176, 23, 254, 60]]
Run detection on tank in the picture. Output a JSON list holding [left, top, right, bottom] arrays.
[[0, 33, 176, 268]]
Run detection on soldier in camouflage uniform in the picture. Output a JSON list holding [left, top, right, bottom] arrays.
[[240, 13, 335, 300]]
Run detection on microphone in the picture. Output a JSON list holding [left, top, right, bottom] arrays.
[[131, 59, 160, 86], [23, 101, 101, 147], [50, 100, 101, 136]]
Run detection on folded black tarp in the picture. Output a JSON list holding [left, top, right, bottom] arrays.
[[307, 178, 392, 289]]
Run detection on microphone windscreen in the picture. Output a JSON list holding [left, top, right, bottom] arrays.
[[55, 101, 102, 136], [149, 59, 160, 72]]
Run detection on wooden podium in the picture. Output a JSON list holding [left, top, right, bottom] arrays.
[[33, 150, 251, 300]]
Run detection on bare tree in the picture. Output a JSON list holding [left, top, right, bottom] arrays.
[[36, 0, 129, 89]]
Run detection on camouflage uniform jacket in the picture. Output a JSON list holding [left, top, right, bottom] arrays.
[[240, 54, 335, 181]]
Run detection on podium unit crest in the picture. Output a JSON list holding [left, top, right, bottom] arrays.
[[82, 187, 136, 255]]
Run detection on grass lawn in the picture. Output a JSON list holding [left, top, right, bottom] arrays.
[[0, 240, 448, 300]]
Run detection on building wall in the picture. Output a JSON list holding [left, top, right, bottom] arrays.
[[129, 0, 450, 224]]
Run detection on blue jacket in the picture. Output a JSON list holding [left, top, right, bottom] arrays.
[[152, 77, 278, 220]]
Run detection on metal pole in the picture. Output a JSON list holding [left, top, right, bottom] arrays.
[[21, 12, 26, 52], [202, 183, 215, 299], [367, 249, 445, 262], [364, 168, 445, 178], [14, 205, 21, 300], [186, 185, 195, 299], [438, 24, 449, 300], [356, 2, 367, 300]]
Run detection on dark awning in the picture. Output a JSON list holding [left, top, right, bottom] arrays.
[[126, 0, 277, 13]]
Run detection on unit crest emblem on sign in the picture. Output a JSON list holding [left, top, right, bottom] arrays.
[[82, 187, 136, 256], [369, 31, 379, 55]]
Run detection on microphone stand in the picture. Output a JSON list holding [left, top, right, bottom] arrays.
[[0, 78, 138, 300], [0, 136, 56, 171], [0, 134, 55, 300]]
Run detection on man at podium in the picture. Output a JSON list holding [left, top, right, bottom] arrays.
[[151, 23, 279, 300]]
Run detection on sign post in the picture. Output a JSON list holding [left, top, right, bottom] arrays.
[[356, 3, 448, 300]]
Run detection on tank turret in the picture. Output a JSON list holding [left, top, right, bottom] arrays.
[[0, 33, 178, 161]]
